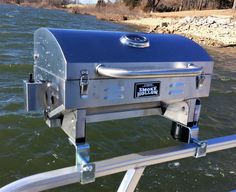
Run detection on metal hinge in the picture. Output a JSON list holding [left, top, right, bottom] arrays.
[[80, 70, 89, 99]]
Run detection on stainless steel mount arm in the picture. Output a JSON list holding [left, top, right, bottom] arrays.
[[96, 64, 203, 79]]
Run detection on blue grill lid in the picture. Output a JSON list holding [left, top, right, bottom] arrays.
[[47, 28, 212, 63]]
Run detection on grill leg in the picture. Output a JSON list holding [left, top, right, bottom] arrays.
[[118, 167, 145, 192], [61, 109, 96, 184], [62, 109, 86, 143], [170, 99, 202, 143]]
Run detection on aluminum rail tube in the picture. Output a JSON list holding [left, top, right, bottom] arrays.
[[1, 134, 236, 192], [96, 64, 203, 79]]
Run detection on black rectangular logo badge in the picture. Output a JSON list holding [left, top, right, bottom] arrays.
[[134, 82, 160, 98]]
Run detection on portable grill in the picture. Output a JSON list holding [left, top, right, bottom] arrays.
[[24, 28, 214, 184]]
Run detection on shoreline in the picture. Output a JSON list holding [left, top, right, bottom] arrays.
[[68, 5, 236, 48], [2, 3, 236, 47]]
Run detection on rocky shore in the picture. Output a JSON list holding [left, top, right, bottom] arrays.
[[67, 5, 236, 47], [124, 15, 236, 47]]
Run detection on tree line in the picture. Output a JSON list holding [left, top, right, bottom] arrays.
[[123, 0, 236, 12]]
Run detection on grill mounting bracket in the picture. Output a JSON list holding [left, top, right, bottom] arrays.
[[76, 143, 95, 184]]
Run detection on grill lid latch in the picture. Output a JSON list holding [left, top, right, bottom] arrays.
[[196, 73, 205, 89], [80, 70, 89, 99]]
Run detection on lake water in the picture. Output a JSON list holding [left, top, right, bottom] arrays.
[[0, 4, 236, 192]]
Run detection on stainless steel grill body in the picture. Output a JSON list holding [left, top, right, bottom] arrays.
[[32, 28, 213, 113], [24, 27, 214, 148]]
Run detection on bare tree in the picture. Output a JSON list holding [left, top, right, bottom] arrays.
[[233, 0, 236, 9], [145, 0, 161, 12], [198, 0, 204, 10], [179, 0, 184, 11]]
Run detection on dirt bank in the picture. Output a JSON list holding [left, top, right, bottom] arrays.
[[67, 4, 144, 22]]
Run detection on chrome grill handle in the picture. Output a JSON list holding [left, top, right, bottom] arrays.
[[96, 64, 203, 79]]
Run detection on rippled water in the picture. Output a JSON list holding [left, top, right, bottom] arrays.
[[0, 4, 236, 192]]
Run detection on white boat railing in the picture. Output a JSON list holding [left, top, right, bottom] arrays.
[[1, 134, 236, 192]]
